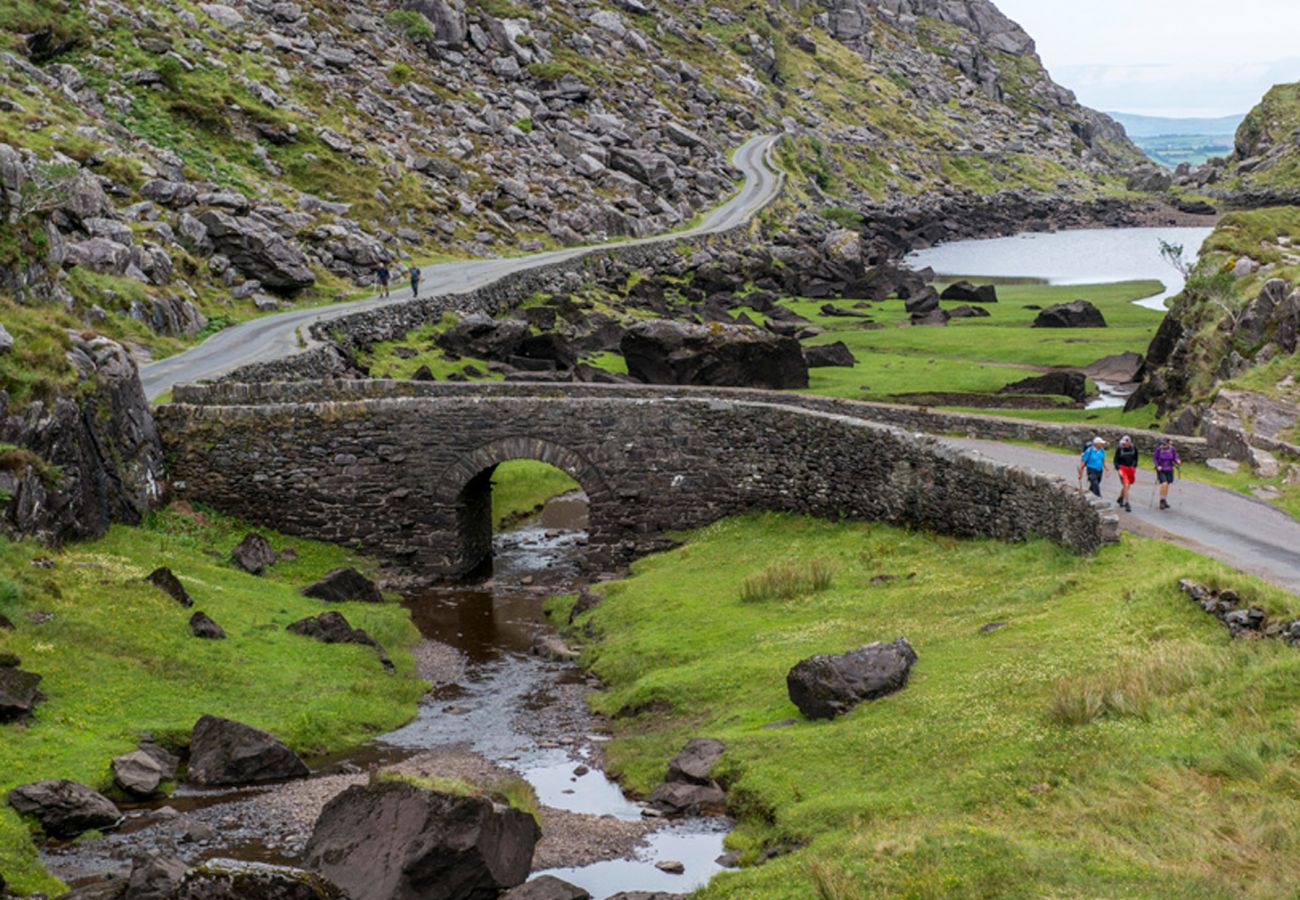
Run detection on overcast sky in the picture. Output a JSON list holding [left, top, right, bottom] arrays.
[[992, 0, 1300, 119]]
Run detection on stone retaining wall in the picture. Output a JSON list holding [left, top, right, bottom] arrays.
[[159, 382, 1118, 580]]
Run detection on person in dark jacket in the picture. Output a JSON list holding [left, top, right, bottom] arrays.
[[1112, 434, 1139, 512]]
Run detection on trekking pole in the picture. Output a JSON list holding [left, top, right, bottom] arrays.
[[1148, 478, 1158, 509]]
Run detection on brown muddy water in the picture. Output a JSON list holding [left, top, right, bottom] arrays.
[[43, 493, 730, 898]]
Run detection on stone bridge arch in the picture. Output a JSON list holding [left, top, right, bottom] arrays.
[[434, 436, 611, 576]]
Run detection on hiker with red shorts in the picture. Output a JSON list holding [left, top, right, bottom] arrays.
[[1113, 434, 1139, 512]]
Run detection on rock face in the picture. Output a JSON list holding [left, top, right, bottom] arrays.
[[300, 567, 383, 603], [621, 321, 809, 390], [648, 738, 728, 816], [1032, 301, 1107, 329], [786, 637, 918, 720], [0, 334, 163, 545], [940, 281, 998, 303], [7, 780, 122, 838], [999, 371, 1089, 403], [199, 211, 315, 292], [303, 781, 541, 900], [0, 666, 43, 721], [231, 533, 276, 575], [147, 566, 193, 607], [112, 750, 166, 797], [804, 341, 857, 368], [287, 611, 393, 670], [187, 715, 309, 786]]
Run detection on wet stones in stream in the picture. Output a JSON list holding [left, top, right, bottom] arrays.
[[648, 740, 728, 817]]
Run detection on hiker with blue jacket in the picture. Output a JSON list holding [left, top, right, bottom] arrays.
[[1078, 436, 1109, 498]]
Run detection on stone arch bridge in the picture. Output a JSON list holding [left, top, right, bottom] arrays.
[[157, 382, 1116, 580]]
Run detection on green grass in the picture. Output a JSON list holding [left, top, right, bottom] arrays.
[[553, 513, 1300, 897], [0, 504, 425, 894], [491, 460, 581, 528]]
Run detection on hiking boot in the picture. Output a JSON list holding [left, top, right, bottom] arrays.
[[1159, 499, 1169, 510], [1125, 503, 1132, 512], [1116, 497, 1124, 507]]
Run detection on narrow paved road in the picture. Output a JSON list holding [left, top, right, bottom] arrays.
[[140, 135, 783, 399], [946, 438, 1300, 594]]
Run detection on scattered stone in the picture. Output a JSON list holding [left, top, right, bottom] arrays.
[[1032, 301, 1107, 329], [940, 281, 998, 303], [1179, 579, 1277, 640], [979, 622, 1008, 633], [190, 611, 227, 640], [176, 862, 343, 898], [125, 855, 188, 900], [7, 780, 122, 838], [187, 715, 309, 786], [531, 633, 579, 662], [0, 323, 13, 354], [1205, 458, 1241, 474], [304, 781, 540, 899], [665, 738, 725, 786], [112, 749, 166, 797], [145, 568, 193, 607], [649, 737, 727, 816], [947, 305, 991, 318], [503, 875, 592, 899], [300, 567, 383, 603], [654, 860, 685, 874], [286, 611, 393, 670], [787, 637, 917, 720], [804, 341, 856, 368], [231, 533, 276, 575], [0, 667, 43, 721]]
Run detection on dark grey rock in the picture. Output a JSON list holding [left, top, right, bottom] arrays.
[[126, 855, 188, 900], [112, 749, 165, 797], [1033, 301, 1107, 329], [199, 211, 315, 292], [646, 780, 726, 816], [303, 781, 540, 900], [7, 779, 122, 837], [187, 715, 309, 786], [804, 341, 856, 368], [999, 371, 1089, 403], [0, 667, 42, 721], [147, 566, 193, 607], [503, 875, 591, 899], [665, 738, 725, 786], [287, 611, 393, 670], [231, 533, 276, 575], [300, 567, 383, 603], [621, 320, 808, 390], [175, 863, 342, 899], [940, 281, 998, 303], [786, 637, 917, 720], [189, 611, 227, 640]]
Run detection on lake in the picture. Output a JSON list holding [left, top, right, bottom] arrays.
[[905, 226, 1216, 311]]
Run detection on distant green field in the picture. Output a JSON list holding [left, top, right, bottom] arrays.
[[1132, 134, 1234, 168]]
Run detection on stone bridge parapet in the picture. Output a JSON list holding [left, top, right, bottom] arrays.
[[158, 382, 1118, 580]]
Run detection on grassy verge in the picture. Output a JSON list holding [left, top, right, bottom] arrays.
[[553, 514, 1300, 897], [0, 504, 425, 894], [491, 460, 581, 528]]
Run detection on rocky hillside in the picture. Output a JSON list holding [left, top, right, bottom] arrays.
[[0, 0, 1148, 359]]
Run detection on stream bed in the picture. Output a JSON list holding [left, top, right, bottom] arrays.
[[43, 495, 730, 898]]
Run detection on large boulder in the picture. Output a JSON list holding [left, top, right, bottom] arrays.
[[436, 314, 529, 362], [112, 749, 166, 797], [147, 566, 193, 607], [303, 781, 541, 900], [999, 371, 1089, 403], [621, 320, 809, 389], [786, 638, 917, 720], [0, 666, 43, 721], [231, 533, 276, 575], [187, 715, 309, 786], [300, 567, 383, 603], [608, 148, 677, 195], [189, 611, 227, 640], [804, 342, 856, 368], [1032, 301, 1107, 329], [199, 211, 315, 292], [7, 780, 122, 838], [940, 281, 997, 303]]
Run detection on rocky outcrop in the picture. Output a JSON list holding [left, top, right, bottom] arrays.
[[621, 321, 809, 390], [303, 781, 541, 900], [999, 371, 1089, 403], [300, 567, 384, 604], [199, 211, 315, 292], [0, 333, 163, 545], [186, 715, 309, 786], [787, 637, 917, 720], [1032, 301, 1107, 329], [7, 780, 122, 838]]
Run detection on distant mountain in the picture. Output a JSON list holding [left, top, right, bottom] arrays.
[[1108, 112, 1244, 138]]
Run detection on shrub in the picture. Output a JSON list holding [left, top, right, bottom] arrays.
[[156, 57, 184, 91], [512, 117, 533, 134], [388, 62, 413, 85], [385, 9, 435, 43], [740, 557, 836, 603]]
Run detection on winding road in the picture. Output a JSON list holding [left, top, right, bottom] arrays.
[[139, 132, 1300, 594], [140, 135, 783, 400], [945, 438, 1300, 594]]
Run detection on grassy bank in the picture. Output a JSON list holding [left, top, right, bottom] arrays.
[[492, 460, 582, 527], [0, 504, 425, 894], [554, 514, 1300, 897]]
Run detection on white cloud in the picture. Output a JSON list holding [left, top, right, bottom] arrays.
[[990, 0, 1300, 117]]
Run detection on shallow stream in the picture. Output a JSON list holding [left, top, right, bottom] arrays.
[[44, 494, 729, 898]]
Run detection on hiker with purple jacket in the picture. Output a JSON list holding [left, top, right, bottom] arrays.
[[1153, 437, 1182, 510]]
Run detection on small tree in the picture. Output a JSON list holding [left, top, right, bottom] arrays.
[[1158, 239, 1189, 278]]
